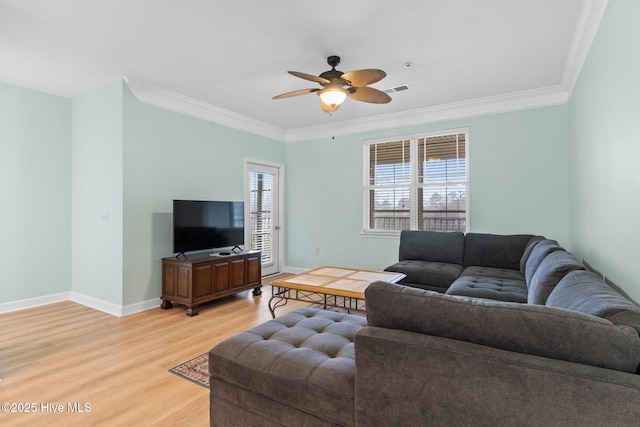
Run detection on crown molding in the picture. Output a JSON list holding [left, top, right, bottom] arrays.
[[285, 85, 570, 142], [123, 76, 286, 142], [125, 76, 569, 144], [123, 1, 607, 144], [561, 0, 609, 96]]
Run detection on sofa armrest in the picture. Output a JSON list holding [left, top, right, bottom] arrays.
[[355, 326, 640, 427]]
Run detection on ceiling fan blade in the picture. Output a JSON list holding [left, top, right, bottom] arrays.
[[288, 71, 331, 85], [347, 86, 392, 104], [272, 88, 319, 99], [320, 99, 342, 113], [341, 69, 386, 87]]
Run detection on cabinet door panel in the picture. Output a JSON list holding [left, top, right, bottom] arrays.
[[246, 255, 261, 286], [230, 259, 246, 290], [212, 261, 230, 293], [177, 265, 192, 298], [163, 264, 177, 296], [193, 264, 213, 299]]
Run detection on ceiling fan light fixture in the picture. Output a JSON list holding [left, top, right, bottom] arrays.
[[318, 88, 347, 108], [273, 56, 390, 114]]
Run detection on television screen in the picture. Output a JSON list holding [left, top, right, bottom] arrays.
[[173, 200, 245, 254]]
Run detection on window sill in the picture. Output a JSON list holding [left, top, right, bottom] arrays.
[[360, 230, 401, 239]]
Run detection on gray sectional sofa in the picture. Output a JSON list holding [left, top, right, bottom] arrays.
[[383, 230, 572, 300], [209, 231, 640, 426]]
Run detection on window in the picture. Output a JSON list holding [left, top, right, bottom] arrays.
[[364, 129, 468, 234]]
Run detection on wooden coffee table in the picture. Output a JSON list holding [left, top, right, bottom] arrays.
[[268, 266, 406, 318]]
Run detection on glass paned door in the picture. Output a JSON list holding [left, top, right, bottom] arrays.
[[247, 162, 280, 276]]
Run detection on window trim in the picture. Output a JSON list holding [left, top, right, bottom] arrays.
[[362, 127, 470, 237]]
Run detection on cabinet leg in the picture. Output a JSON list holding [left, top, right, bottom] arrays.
[[252, 286, 262, 296], [185, 305, 200, 316], [161, 299, 173, 309]]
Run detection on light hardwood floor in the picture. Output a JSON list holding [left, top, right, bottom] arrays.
[[0, 278, 306, 427]]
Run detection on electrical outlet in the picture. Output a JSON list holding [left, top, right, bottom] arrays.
[[315, 247, 320, 255]]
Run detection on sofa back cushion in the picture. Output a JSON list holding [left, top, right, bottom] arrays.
[[365, 281, 640, 373], [463, 233, 534, 270], [524, 239, 562, 284], [519, 236, 544, 273], [547, 270, 640, 335], [399, 230, 465, 265], [527, 251, 585, 305]]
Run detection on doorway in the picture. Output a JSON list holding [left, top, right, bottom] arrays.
[[245, 160, 283, 276]]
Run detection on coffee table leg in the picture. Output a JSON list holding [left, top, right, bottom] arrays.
[[268, 294, 289, 318], [268, 295, 276, 318]]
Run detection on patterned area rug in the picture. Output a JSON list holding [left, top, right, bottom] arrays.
[[169, 353, 209, 388], [168, 274, 290, 389]]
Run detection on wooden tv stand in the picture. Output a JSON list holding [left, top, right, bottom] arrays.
[[161, 250, 262, 316]]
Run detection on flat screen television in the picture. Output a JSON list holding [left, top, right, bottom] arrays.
[[173, 200, 245, 254]]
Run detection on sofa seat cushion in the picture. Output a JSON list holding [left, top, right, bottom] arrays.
[[527, 250, 585, 305], [209, 307, 367, 426], [446, 276, 528, 303], [385, 260, 463, 291], [460, 266, 524, 280], [547, 270, 640, 335], [365, 281, 640, 373]]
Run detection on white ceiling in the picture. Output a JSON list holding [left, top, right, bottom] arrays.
[[0, 0, 607, 140]]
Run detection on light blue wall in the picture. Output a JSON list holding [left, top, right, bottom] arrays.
[[0, 83, 71, 303], [285, 105, 570, 270], [569, 0, 640, 303], [71, 80, 124, 304], [1, 78, 285, 309], [122, 85, 286, 305], [5, 0, 639, 308]]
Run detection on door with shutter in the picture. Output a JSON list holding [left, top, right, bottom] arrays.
[[245, 161, 282, 276]]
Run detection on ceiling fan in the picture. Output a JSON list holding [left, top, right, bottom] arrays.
[[272, 55, 391, 113]]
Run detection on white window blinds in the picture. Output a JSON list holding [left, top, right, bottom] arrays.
[[364, 130, 468, 233], [367, 139, 411, 230], [250, 172, 273, 264]]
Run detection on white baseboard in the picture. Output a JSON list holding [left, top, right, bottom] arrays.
[[0, 293, 161, 317], [121, 297, 162, 317], [69, 292, 124, 317], [282, 266, 308, 274], [0, 292, 71, 314]]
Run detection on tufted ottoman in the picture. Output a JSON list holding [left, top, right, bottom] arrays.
[[209, 307, 367, 427]]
